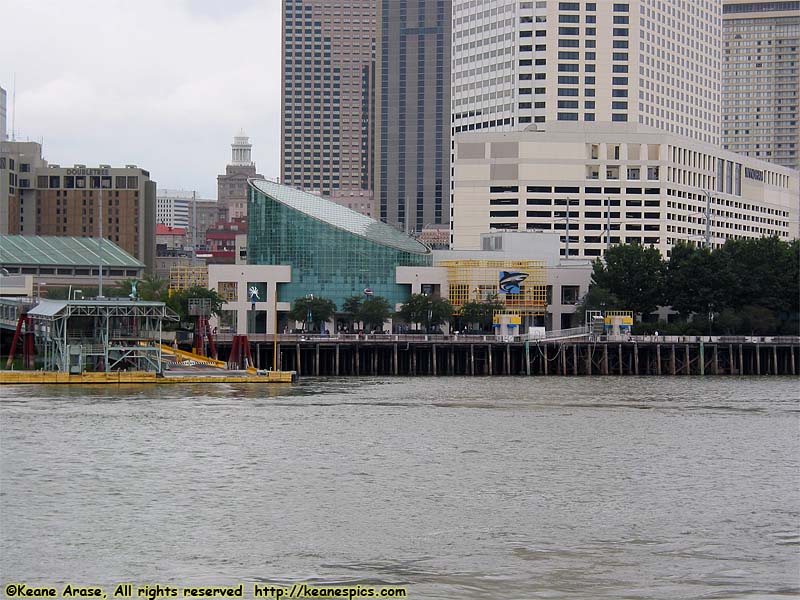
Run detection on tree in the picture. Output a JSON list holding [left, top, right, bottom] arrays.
[[167, 286, 225, 323], [358, 296, 392, 332], [716, 237, 798, 314], [664, 242, 722, 318], [138, 273, 170, 301], [591, 243, 666, 319], [398, 293, 454, 331], [459, 295, 504, 331], [574, 285, 622, 324], [288, 296, 336, 332], [43, 285, 100, 300], [341, 295, 363, 329], [342, 295, 363, 318]]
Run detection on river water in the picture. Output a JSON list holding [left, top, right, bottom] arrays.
[[1, 377, 798, 599]]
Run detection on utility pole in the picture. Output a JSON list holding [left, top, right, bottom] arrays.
[[11, 74, 16, 141], [606, 196, 612, 254], [98, 187, 104, 297], [565, 197, 571, 258], [192, 190, 198, 266], [704, 190, 711, 249]]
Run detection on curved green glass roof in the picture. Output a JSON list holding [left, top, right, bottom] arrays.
[[250, 179, 431, 255]]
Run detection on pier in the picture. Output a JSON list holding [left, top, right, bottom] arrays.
[[214, 334, 800, 377]]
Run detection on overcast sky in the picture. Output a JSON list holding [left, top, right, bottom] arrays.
[[0, 0, 281, 198]]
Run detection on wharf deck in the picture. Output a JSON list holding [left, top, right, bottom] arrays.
[[211, 336, 800, 377], [0, 370, 296, 385]]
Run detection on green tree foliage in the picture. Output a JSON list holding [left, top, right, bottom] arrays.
[[398, 293, 454, 331], [288, 296, 336, 331], [664, 243, 728, 318], [358, 296, 393, 332], [137, 273, 170, 301], [574, 285, 622, 324], [42, 285, 100, 300], [716, 237, 798, 314], [341, 295, 363, 319], [597, 237, 798, 334], [167, 286, 225, 323], [459, 295, 504, 331], [591, 243, 666, 318]]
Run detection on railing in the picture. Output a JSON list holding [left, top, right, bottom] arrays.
[[518, 326, 590, 342], [209, 332, 800, 346]]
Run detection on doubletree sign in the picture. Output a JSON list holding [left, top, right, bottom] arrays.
[[744, 167, 764, 182]]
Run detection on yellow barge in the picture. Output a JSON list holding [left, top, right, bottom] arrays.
[[0, 370, 296, 385]]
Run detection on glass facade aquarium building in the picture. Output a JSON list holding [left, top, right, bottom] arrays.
[[248, 179, 432, 308]]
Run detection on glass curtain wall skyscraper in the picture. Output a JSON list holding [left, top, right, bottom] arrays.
[[280, 0, 376, 203], [375, 0, 452, 234]]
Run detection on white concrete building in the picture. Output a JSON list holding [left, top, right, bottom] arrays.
[[452, 123, 799, 258], [208, 264, 292, 335], [452, 0, 722, 144], [156, 190, 217, 230], [156, 189, 193, 229]]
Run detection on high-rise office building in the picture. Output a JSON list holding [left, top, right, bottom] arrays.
[[217, 131, 263, 221], [0, 140, 157, 269], [375, 0, 451, 233], [156, 188, 218, 241], [722, 0, 800, 170], [280, 0, 377, 207], [448, 1, 799, 258], [451, 0, 722, 144]]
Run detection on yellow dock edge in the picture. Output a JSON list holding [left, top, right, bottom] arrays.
[[0, 371, 296, 385]]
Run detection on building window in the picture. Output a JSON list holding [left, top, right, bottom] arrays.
[[561, 285, 580, 305]]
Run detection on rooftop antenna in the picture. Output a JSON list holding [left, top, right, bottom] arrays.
[[98, 187, 104, 298], [11, 73, 17, 141]]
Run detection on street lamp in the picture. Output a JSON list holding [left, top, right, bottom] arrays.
[[73, 289, 83, 300], [36, 282, 47, 299], [554, 197, 577, 258], [306, 294, 314, 333]]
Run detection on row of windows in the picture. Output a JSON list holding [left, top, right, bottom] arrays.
[[489, 185, 664, 195], [491, 198, 661, 207], [34, 175, 140, 190], [558, 2, 628, 10]]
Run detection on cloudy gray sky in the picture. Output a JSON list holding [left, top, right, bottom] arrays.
[[0, 0, 281, 198]]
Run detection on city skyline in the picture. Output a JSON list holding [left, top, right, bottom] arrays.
[[0, 0, 282, 198], [2, 0, 797, 207]]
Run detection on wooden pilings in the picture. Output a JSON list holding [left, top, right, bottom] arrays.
[[230, 339, 799, 378]]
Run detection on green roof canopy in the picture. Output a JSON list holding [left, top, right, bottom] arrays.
[[0, 236, 144, 268], [250, 179, 431, 255]]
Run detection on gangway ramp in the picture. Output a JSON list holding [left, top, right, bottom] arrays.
[[159, 344, 227, 369]]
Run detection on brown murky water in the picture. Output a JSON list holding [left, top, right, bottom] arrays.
[[1, 377, 798, 599]]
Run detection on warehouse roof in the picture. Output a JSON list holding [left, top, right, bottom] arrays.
[[0, 236, 144, 268]]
